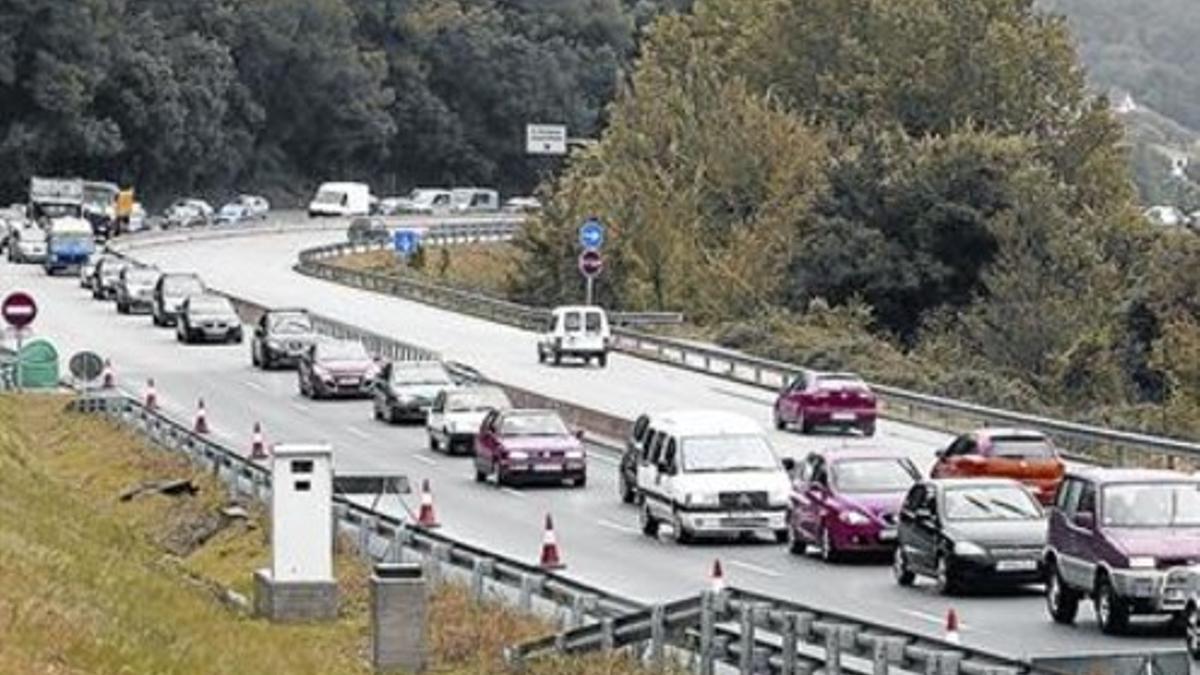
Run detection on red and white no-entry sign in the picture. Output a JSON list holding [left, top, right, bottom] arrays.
[[2, 291, 38, 329]]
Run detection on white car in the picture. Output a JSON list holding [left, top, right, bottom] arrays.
[[401, 188, 453, 214], [426, 385, 513, 454], [8, 222, 47, 263], [634, 410, 792, 544], [537, 305, 611, 367], [163, 199, 214, 228], [503, 196, 542, 213], [236, 194, 270, 219]]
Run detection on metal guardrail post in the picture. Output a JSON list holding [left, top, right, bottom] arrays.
[[780, 612, 800, 675], [600, 617, 616, 652], [699, 592, 717, 675], [519, 573, 543, 613], [571, 593, 596, 629], [470, 557, 494, 603], [738, 603, 756, 674], [648, 604, 666, 669]]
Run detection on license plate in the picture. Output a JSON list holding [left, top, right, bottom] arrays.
[[533, 464, 563, 473], [878, 529, 897, 541], [996, 559, 1037, 572], [831, 412, 856, 421], [338, 378, 360, 386]]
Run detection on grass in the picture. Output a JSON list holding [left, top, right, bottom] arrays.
[[334, 244, 519, 297], [0, 395, 671, 675]]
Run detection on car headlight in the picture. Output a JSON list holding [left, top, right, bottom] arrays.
[[507, 451, 529, 460], [313, 365, 333, 381], [840, 510, 871, 526], [953, 541, 988, 557], [565, 450, 585, 460], [1127, 556, 1156, 570], [685, 493, 719, 506], [770, 490, 790, 507]]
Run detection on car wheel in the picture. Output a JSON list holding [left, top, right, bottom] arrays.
[[117, 302, 128, 314], [935, 554, 960, 596], [773, 528, 789, 544], [252, 344, 261, 368], [597, 353, 608, 368], [861, 420, 876, 437], [787, 525, 807, 556], [1095, 577, 1130, 635], [1186, 603, 1200, 660], [1045, 563, 1080, 625], [574, 475, 587, 488], [429, 435, 439, 452], [773, 407, 786, 431], [797, 411, 811, 435], [640, 504, 659, 538], [671, 511, 693, 545], [619, 474, 635, 504], [536, 346, 545, 364], [820, 526, 840, 563], [474, 464, 487, 483], [893, 547, 915, 586], [552, 350, 562, 366]]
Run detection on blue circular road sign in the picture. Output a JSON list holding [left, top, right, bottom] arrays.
[[579, 218, 605, 249]]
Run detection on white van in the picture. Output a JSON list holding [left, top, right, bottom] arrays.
[[633, 410, 791, 544], [537, 305, 610, 367], [308, 182, 371, 217]]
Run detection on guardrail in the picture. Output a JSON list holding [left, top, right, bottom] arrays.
[[71, 391, 1130, 675], [296, 241, 1200, 469]]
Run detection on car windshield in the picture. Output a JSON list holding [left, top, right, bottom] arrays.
[[127, 269, 159, 284], [446, 388, 510, 412], [219, 204, 242, 216], [681, 435, 778, 473], [318, 341, 369, 361], [102, 263, 128, 277], [500, 413, 568, 437], [189, 297, 232, 314], [1102, 483, 1200, 528], [39, 204, 80, 218], [164, 276, 204, 295], [391, 364, 452, 386], [268, 313, 312, 334], [314, 190, 343, 205], [990, 436, 1055, 459], [831, 458, 918, 493], [944, 485, 1043, 521]]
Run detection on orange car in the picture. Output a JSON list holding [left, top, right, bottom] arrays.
[[929, 428, 1064, 505]]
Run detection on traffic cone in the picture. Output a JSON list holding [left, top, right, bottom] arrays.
[[539, 514, 565, 570], [193, 398, 209, 435], [250, 422, 268, 460], [944, 608, 960, 644], [101, 359, 115, 389], [416, 479, 440, 528], [710, 559, 726, 593], [143, 378, 158, 410]]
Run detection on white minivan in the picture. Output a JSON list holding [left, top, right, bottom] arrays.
[[537, 305, 610, 367], [308, 182, 371, 217], [634, 410, 792, 544]]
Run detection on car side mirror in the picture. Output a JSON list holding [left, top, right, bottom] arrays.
[[934, 448, 947, 460], [1072, 512, 1095, 530], [574, 430, 585, 441], [781, 457, 796, 473], [913, 507, 934, 522]]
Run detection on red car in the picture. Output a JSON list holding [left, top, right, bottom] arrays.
[[774, 371, 877, 436], [473, 409, 586, 488], [929, 428, 1064, 505]]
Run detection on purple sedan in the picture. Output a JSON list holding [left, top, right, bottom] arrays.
[[787, 448, 921, 561]]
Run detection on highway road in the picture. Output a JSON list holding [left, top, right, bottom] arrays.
[[1, 225, 1182, 659]]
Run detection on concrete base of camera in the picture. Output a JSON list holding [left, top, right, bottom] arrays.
[[253, 568, 338, 622]]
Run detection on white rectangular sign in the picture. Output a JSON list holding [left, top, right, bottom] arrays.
[[526, 124, 568, 155]]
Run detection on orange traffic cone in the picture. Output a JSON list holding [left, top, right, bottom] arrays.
[[193, 398, 209, 435], [101, 359, 115, 389], [143, 378, 158, 410], [416, 479, 440, 528], [250, 422, 268, 460], [539, 514, 565, 570], [944, 608, 960, 644], [710, 559, 726, 593]]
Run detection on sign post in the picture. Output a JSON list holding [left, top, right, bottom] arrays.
[[2, 292, 38, 391]]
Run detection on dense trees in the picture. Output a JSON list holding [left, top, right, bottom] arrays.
[[0, 0, 683, 205]]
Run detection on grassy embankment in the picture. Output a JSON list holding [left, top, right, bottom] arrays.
[[0, 395, 665, 674]]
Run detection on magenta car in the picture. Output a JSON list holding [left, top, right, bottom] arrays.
[[787, 448, 921, 561], [473, 409, 586, 488]]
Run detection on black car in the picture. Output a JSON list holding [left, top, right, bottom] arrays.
[[893, 478, 1046, 595], [175, 294, 243, 344], [251, 308, 316, 369], [152, 272, 205, 326]]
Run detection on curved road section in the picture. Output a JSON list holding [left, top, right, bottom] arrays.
[[5, 225, 1178, 658]]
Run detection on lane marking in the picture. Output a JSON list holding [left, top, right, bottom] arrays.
[[898, 608, 971, 629], [597, 518, 639, 535], [499, 487, 526, 499], [727, 559, 783, 578], [242, 380, 266, 392], [589, 453, 618, 466], [290, 402, 310, 413], [412, 455, 437, 466], [347, 426, 372, 440]]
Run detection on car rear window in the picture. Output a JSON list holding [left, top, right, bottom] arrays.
[[563, 312, 581, 332], [990, 436, 1055, 459], [832, 458, 918, 493], [585, 312, 603, 332], [815, 375, 868, 391]]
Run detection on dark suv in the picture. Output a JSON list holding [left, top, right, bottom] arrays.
[[250, 308, 316, 369], [1044, 468, 1200, 634]]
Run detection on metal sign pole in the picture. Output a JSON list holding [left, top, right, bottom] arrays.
[[15, 329, 23, 392], [585, 276, 594, 306]]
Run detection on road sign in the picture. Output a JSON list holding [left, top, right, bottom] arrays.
[[578, 250, 603, 278], [69, 351, 104, 382], [2, 291, 37, 329], [393, 229, 420, 256], [526, 124, 568, 155], [579, 218, 605, 249]]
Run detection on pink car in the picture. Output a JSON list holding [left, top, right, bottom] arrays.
[[786, 447, 921, 561], [774, 371, 878, 436], [473, 409, 586, 488]]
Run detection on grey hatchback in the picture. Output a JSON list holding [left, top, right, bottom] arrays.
[[1044, 468, 1200, 635]]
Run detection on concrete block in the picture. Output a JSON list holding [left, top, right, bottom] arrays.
[[254, 568, 337, 622]]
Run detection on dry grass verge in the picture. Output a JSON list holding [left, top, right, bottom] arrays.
[[334, 244, 518, 298], [0, 394, 671, 674]]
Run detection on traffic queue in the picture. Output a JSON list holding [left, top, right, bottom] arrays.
[[73, 233, 1200, 658]]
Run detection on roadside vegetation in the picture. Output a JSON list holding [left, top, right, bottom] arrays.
[[0, 394, 668, 674], [337, 243, 518, 297]]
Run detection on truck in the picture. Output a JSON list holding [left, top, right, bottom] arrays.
[[43, 217, 96, 275], [82, 181, 120, 241], [29, 177, 84, 225]]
